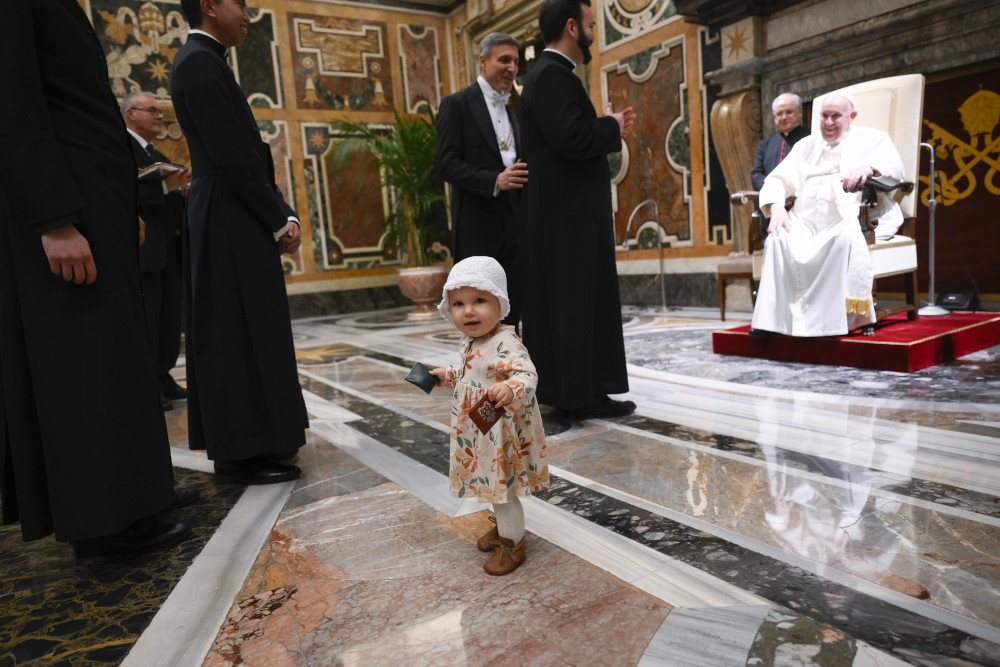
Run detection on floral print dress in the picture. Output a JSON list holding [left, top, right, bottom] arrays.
[[441, 325, 548, 504]]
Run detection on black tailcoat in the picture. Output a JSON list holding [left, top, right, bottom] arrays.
[[518, 51, 628, 409], [130, 135, 185, 384], [436, 82, 522, 324], [0, 0, 174, 541], [170, 33, 307, 461], [751, 125, 810, 190]]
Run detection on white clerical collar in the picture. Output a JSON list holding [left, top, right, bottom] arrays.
[[544, 48, 578, 69], [188, 29, 222, 45], [126, 128, 150, 149], [477, 76, 510, 106]]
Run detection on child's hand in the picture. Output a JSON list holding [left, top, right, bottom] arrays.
[[487, 382, 514, 408], [428, 368, 447, 386]]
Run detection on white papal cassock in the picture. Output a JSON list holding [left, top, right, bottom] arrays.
[[752, 126, 905, 337]]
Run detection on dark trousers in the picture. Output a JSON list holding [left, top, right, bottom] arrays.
[[141, 235, 183, 388], [497, 239, 521, 332]]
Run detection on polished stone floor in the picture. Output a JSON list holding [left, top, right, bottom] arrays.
[[5, 305, 1000, 666]]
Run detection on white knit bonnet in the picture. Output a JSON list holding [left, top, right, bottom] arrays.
[[437, 256, 511, 324]]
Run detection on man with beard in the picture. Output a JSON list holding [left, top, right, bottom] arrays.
[[518, 0, 637, 419], [171, 0, 308, 483], [437, 32, 528, 329]]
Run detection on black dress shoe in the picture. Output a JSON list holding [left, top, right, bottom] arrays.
[[74, 515, 191, 558], [748, 328, 778, 338], [160, 395, 174, 411], [162, 378, 188, 401], [165, 486, 200, 511], [571, 396, 637, 420], [258, 449, 300, 464], [214, 459, 301, 485]]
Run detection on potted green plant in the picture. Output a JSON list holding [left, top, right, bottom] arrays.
[[333, 110, 449, 319]]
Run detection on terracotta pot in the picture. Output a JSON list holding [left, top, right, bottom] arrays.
[[397, 266, 448, 321]]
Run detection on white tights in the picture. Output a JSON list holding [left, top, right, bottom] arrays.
[[492, 481, 524, 544]]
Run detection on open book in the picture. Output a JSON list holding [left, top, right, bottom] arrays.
[[138, 162, 188, 180]]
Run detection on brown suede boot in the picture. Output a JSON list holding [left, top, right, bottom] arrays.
[[477, 515, 498, 552], [483, 536, 526, 575]]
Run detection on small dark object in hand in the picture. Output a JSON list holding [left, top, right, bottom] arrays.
[[405, 362, 438, 394], [469, 394, 503, 434]]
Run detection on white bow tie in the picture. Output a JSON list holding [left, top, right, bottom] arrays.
[[485, 88, 510, 106]]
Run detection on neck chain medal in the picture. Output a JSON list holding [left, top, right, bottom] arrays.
[[498, 121, 513, 151]]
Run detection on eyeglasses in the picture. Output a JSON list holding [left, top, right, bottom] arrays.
[[130, 107, 164, 116]]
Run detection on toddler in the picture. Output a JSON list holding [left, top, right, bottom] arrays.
[[430, 256, 548, 575]]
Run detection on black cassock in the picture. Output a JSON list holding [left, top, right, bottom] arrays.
[[170, 33, 307, 461], [518, 51, 629, 410], [751, 125, 810, 191], [0, 0, 174, 541]]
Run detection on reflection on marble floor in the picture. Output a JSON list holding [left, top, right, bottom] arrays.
[[0, 469, 244, 665], [41, 306, 1000, 666]]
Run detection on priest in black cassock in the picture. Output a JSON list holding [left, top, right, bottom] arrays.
[[0, 0, 190, 554], [750, 93, 809, 191], [171, 0, 308, 485], [519, 0, 637, 420]]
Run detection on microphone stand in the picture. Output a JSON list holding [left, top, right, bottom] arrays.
[[918, 142, 949, 316]]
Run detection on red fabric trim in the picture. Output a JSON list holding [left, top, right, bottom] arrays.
[[712, 313, 1000, 372]]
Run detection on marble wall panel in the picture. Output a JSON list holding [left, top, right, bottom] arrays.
[[602, 0, 678, 50], [91, 0, 279, 103], [720, 17, 756, 69], [289, 13, 393, 112], [301, 122, 398, 271], [607, 40, 692, 249], [398, 25, 442, 113], [235, 9, 283, 109], [155, 118, 190, 167], [259, 121, 304, 275], [90, 0, 188, 100]]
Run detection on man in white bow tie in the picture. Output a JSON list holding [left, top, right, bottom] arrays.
[[437, 32, 528, 330]]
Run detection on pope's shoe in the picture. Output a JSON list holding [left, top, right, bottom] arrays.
[[483, 536, 526, 575], [476, 515, 498, 552]]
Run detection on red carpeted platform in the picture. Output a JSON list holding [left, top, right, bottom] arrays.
[[712, 312, 1000, 372]]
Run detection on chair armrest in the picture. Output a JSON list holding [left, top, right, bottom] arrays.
[[860, 178, 914, 208], [730, 191, 760, 207], [865, 177, 914, 194], [842, 177, 915, 205], [730, 191, 766, 243]]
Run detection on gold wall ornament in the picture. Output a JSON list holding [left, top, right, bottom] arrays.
[[921, 89, 1000, 206], [137, 1, 165, 36]]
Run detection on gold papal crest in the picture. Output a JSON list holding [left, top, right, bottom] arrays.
[[922, 89, 1000, 206]]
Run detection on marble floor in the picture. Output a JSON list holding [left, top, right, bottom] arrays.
[[6, 305, 1000, 666]]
